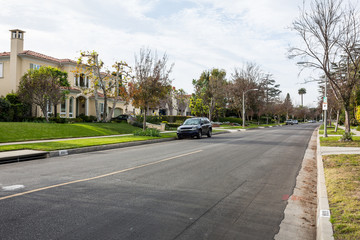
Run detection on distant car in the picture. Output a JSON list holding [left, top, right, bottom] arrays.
[[308, 120, 316, 123], [111, 114, 129, 122], [293, 120, 299, 124], [177, 117, 212, 139], [285, 119, 293, 125]]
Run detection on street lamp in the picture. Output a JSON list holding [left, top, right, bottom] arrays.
[[243, 88, 258, 128]]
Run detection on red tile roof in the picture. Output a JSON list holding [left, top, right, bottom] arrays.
[[0, 52, 10, 57], [18, 50, 77, 64]]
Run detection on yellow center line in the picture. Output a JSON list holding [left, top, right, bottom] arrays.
[[0, 150, 203, 201]]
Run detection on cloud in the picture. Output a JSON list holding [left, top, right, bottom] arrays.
[[0, 0, 329, 106]]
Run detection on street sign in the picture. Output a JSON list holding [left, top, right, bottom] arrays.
[[323, 103, 328, 110], [323, 97, 327, 104]]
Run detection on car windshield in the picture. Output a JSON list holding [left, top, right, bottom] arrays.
[[183, 119, 201, 125]]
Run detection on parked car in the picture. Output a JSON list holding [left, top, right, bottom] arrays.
[[177, 117, 212, 139], [308, 120, 316, 123], [285, 119, 293, 125], [293, 119, 298, 124], [111, 114, 129, 122]]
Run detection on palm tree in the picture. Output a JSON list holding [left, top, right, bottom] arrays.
[[298, 88, 306, 106]]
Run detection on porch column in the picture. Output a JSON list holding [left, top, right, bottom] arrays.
[[85, 98, 89, 116]]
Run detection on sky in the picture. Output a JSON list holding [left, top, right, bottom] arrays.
[[0, 0, 346, 107]]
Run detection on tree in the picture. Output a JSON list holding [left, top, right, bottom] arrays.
[[283, 93, 293, 120], [17, 66, 69, 122], [130, 48, 173, 130], [298, 88, 306, 106], [106, 61, 132, 122], [173, 88, 189, 115], [49, 68, 69, 117], [289, 0, 360, 135], [260, 74, 282, 124], [192, 68, 227, 120], [77, 51, 131, 122], [189, 96, 209, 117]]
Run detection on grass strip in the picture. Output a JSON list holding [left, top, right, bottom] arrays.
[[319, 129, 350, 135], [0, 133, 177, 152], [323, 154, 360, 240], [320, 136, 360, 147], [0, 122, 140, 143]]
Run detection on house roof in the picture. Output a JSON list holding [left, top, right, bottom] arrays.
[[18, 50, 77, 65], [0, 52, 10, 57]]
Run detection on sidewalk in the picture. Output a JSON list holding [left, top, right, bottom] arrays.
[[316, 127, 360, 240]]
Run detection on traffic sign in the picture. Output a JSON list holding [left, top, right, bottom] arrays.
[[323, 103, 328, 110]]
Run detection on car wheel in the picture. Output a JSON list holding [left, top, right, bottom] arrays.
[[177, 134, 183, 139], [207, 129, 212, 137], [197, 130, 202, 139]]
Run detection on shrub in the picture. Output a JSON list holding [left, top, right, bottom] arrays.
[[78, 114, 96, 122], [0, 98, 11, 121], [49, 116, 68, 123], [340, 132, 353, 142], [218, 117, 243, 125], [136, 115, 191, 124], [133, 128, 160, 137]]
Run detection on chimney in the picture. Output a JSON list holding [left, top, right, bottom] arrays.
[[9, 29, 25, 91]]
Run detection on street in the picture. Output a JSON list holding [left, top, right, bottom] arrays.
[[0, 124, 318, 240]]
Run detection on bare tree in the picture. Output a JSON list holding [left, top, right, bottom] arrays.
[[228, 63, 263, 120], [130, 48, 173, 130], [289, 0, 360, 135]]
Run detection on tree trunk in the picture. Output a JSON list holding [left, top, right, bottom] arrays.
[[41, 105, 49, 122], [344, 108, 351, 134], [94, 88, 101, 122], [102, 88, 108, 122], [328, 109, 333, 127], [334, 110, 340, 133], [53, 104, 58, 117], [143, 104, 148, 130], [106, 99, 117, 122]]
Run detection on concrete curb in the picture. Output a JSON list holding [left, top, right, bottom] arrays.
[[316, 129, 334, 240]]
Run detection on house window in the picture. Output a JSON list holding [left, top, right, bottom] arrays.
[[46, 101, 52, 117], [79, 74, 85, 87], [60, 99, 66, 117], [30, 63, 41, 70], [99, 103, 104, 114], [0, 63, 3, 78], [75, 74, 87, 88], [69, 97, 74, 118]]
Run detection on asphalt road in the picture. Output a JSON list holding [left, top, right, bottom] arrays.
[[0, 124, 318, 240]]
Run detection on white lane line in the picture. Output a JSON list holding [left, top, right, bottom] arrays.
[[2, 185, 25, 191]]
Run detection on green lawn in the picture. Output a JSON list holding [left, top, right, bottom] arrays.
[[0, 122, 140, 143], [0, 133, 177, 152], [319, 128, 348, 135], [323, 154, 360, 240]]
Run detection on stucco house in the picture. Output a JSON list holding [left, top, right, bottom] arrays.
[[0, 29, 139, 119]]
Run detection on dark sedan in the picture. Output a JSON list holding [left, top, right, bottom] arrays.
[[177, 117, 212, 139]]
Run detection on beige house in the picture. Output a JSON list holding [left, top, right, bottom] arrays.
[[0, 29, 139, 119]]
